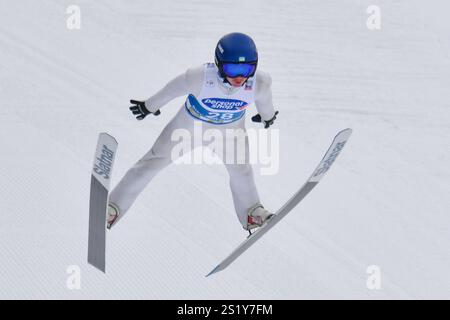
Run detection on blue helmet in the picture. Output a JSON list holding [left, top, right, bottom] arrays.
[[215, 32, 258, 79]]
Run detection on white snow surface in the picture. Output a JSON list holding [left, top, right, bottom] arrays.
[[0, 0, 449, 299]]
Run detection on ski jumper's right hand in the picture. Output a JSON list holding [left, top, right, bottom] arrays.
[[129, 100, 161, 120]]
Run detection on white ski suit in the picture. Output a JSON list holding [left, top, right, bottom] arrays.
[[109, 63, 276, 227]]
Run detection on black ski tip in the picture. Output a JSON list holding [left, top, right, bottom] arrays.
[[206, 265, 221, 277], [88, 261, 106, 273]]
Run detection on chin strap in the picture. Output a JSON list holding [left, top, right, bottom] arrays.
[[217, 73, 250, 88], [217, 75, 234, 90], [220, 75, 232, 86]]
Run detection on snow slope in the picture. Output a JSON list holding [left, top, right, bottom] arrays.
[[0, 0, 449, 299]]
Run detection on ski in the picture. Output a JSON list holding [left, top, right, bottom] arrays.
[[87, 133, 117, 272], [206, 128, 352, 277]]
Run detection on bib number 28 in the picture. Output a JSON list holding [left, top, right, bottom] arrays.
[[205, 112, 236, 121]]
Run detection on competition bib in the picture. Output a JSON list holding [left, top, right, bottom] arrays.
[[184, 63, 256, 125]]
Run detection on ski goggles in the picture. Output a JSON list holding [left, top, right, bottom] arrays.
[[222, 63, 256, 78]]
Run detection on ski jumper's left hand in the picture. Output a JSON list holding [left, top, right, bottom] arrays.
[[252, 110, 279, 128]]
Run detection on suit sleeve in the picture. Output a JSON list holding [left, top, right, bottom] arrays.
[[144, 66, 203, 113], [254, 71, 276, 121]]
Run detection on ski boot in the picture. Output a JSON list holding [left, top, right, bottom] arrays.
[[106, 202, 120, 229], [245, 203, 275, 233]]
